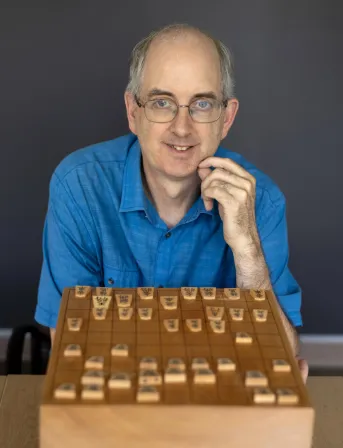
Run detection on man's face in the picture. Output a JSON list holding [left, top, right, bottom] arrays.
[[125, 33, 238, 179]]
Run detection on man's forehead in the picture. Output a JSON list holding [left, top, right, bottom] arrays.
[[141, 36, 221, 99], [145, 34, 219, 69]]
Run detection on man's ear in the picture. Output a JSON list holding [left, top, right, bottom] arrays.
[[124, 91, 138, 134], [221, 98, 239, 140]]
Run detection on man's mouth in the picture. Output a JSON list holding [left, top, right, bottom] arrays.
[[165, 143, 195, 151]]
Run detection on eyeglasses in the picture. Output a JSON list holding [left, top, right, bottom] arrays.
[[135, 95, 228, 123]]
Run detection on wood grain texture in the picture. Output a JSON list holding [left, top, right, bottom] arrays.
[[308, 377, 343, 448], [0, 376, 341, 447], [41, 404, 314, 448], [0, 376, 7, 404], [0, 375, 43, 448]]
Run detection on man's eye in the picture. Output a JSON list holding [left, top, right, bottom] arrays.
[[194, 100, 213, 110], [153, 99, 170, 108]]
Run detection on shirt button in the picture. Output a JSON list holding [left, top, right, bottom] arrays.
[[165, 232, 171, 239], [108, 278, 114, 285]]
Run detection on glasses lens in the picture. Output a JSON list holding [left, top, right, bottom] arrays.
[[189, 98, 222, 123], [145, 98, 177, 123]]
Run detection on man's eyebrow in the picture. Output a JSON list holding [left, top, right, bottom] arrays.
[[146, 89, 220, 101]]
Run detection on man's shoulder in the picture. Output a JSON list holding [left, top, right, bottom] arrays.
[[215, 145, 285, 208], [52, 132, 136, 183]]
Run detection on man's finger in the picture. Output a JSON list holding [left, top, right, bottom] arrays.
[[200, 167, 253, 195], [202, 180, 233, 211], [198, 156, 256, 184], [202, 183, 245, 209], [197, 166, 212, 182], [203, 181, 248, 203]]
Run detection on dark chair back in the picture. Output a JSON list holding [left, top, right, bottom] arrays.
[[5, 325, 51, 375]]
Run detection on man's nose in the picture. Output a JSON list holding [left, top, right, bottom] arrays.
[[169, 107, 193, 136]]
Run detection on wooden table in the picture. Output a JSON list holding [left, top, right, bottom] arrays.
[[0, 375, 342, 448]]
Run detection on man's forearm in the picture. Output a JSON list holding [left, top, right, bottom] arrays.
[[232, 242, 299, 357]]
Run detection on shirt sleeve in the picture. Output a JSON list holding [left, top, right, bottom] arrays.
[[35, 172, 102, 329], [258, 191, 303, 328]]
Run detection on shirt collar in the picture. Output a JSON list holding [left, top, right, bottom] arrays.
[[119, 137, 147, 213], [119, 135, 218, 219]]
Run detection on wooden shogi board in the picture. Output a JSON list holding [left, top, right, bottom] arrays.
[[40, 286, 314, 448]]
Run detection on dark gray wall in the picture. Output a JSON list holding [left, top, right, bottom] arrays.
[[1, 1, 342, 333]]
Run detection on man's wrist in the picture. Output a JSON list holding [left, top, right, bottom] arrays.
[[231, 235, 272, 290]]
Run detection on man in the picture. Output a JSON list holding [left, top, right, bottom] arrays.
[[35, 23, 308, 381]]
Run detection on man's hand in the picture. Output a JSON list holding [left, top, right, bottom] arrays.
[[198, 156, 259, 253], [50, 328, 56, 347], [297, 356, 309, 383]]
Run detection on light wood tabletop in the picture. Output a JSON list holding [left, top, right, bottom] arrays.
[[0, 375, 342, 448]]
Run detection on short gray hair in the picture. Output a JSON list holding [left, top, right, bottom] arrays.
[[125, 23, 235, 101]]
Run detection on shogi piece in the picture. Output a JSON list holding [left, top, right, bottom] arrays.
[[137, 386, 160, 403], [224, 288, 240, 300], [41, 286, 315, 448], [92, 307, 108, 320], [194, 369, 216, 384], [164, 368, 187, 384], [118, 307, 133, 320], [191, 358, 209, 370], [75, 285, 91, 298], [164, 319, 179, 332], [160, 295, 178, 310], [108, 373, 131, 389], [111, 344, 129, 357], [272, 359, 291, 372], [96, 287, 112, 296], [67, 317, 83, 331], [137, 287, 154, 300], [250, 289, 266, 301], [139, 370, 162, 386], [138, 308, 153, 320], [167, 358, 185, 371], [235, 332, 252, 344], [64, 344, 82, 357], [253, 309, 268, 322], [245, 371, 268, 387], [81, 384, 104, 400], [217, 358, 236, 372], [186, 319, 202, 332], [81, 370, 105, 386], [92, 295, 112, 309], [276, 388, 300, 405], [116, 294, 133, 308], [210, 320, 225, 333], [85, 356, 104, 370], [206, 306, 224, 321], [200, 287, 216, 300], [139, 357, 158, 370], [253, 388, 276, 404], [54, 383, 76, 399], [229, 308, 244, 321], [181, 287, 198, 300]]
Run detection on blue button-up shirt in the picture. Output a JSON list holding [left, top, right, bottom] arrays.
[[35, 132, 302, 328]]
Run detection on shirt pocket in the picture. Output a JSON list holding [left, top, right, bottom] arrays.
[[103, 264, 140, 288]]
